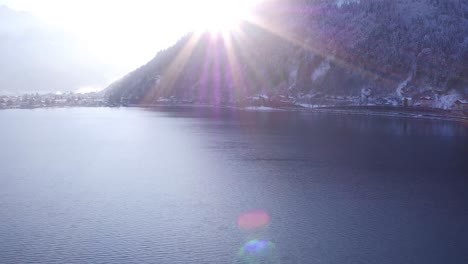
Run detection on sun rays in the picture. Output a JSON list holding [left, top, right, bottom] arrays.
[[139, 18, 290, 103], [140, 1, 393, 105]]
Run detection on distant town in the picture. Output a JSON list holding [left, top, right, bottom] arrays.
[[1, 91, 468, 121], [0, 92, 108, 109]]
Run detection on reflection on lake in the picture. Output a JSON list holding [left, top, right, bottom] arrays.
[[0, 107, 467, 263]]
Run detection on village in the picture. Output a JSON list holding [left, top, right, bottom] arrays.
[[128, 91, 468, 117], [0, 92, 108, 109], [1, 90, 468, 119]]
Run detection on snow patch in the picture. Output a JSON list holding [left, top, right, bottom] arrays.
[[434, 93, 462, 110], [243, 106, 281, 111], [396, 73, 412, 98], [336, 0, 360, 7], [311, 60, 330, 81]]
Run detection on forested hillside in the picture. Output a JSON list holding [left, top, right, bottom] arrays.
[[107, 0, 468, 109]]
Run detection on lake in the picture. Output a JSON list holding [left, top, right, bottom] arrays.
[[0, 107, 467, 263]]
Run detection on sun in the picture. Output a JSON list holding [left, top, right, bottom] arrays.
[[190, 0, 262, 33]]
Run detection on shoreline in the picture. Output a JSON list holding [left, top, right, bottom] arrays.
[[298, 106, 468, 123], [2, 104, 467, 123], [132, 104, 468, 123]]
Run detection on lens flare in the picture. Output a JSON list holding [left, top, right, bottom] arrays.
[[238, 239, 279, 264], [237, 210, 271, 230]]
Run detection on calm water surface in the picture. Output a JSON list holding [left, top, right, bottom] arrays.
[[0, 107, 467, 263]]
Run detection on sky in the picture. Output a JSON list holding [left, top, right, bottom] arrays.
[[0, 0, 261, 93]]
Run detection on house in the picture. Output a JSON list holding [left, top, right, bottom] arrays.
[[415, 96, 434, 108], [403, 97, 413, 107], [244, 95, 267, 107], [454, 99, 468, 113], [269, 95, 295, 107]]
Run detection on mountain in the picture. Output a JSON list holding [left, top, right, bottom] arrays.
[[106, 0, 468, 110], [0, 5, 113, 94]]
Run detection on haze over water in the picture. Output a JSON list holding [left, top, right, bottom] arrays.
[[0, 107, 467, 263]]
